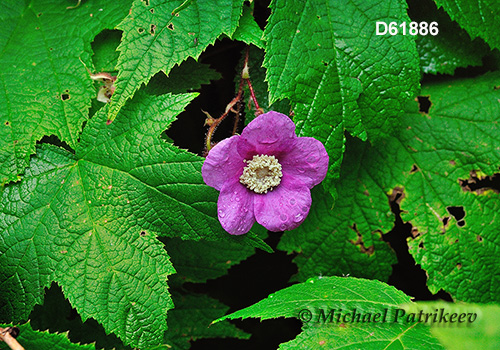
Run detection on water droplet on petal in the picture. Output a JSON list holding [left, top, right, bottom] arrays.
[[260, 133, 279, 144], [243, 207, 248, 213], [306, 154, 318, 164], [218, 209, 225, 218], [293, 213, 303, 222], [297, 167, 305, 173], [301, 206, 309, 213], [280, 214, 288, 222], [280, 223, 287, 231], [290, 198, 296, 205]]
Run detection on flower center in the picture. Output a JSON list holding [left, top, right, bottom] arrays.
[[239, 155, 283, 194]]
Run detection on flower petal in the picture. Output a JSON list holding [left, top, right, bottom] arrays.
[[217, 180, 255, 235], [253, 174, 312, 232], [280, 137, 329, 188], [202, 135, 244, 191], [239, 111, 296, 156]]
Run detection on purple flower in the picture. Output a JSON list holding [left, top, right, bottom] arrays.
[[202, 111, 328, 235]]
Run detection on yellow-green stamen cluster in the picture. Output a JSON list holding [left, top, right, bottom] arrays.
[[239, 155, 283, 194]]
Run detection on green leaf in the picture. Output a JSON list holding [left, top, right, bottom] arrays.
[[279, 185, 396, 283], [434, 0, 500, 51], [145, 58, 222, 96], [406, 302, 500, 350], [164, 236, 258, 286], [0, 1, 131, 185], [231, 5, 264, 48], [163, 292, 249, 349], [92, 30, 122, 74], [108, 0, 245, 122], [0, 322, 95, 350], [216, 276, 444, 350], [307, 72, 500, 303], [30, 284, 130, 350], [263, 0, 420, 198], [0, 92, 266, 347], [409, 1, 490, 75]]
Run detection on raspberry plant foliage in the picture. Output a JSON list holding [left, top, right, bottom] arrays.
[[1, 0, 500, 349]]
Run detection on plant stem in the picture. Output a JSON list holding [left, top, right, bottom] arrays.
[[204, 46, 263, 153], [0, 328, 24, 350]]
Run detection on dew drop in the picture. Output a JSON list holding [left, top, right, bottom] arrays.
[[260, 134, 279, 144], [306, 154, 318, 163], [301, 206, 308, 213], [243, 207, 248, 213], [280, 223, 287, 231], [297, 167, 305, 173], [218, 209, 226, 218], [293, 213, 303, 222], [280, 214, 288, 222], [289, 198, 296, 205]]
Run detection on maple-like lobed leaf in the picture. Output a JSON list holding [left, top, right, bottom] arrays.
[[0, 92, 267, 348], [263, 0, 420, 199], [108, 0, 245, 122], [297, 72, 500, 303], [0, 1, 131, 185]]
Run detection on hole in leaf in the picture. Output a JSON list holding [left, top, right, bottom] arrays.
[[142, 0, 150, 5], [459, 170, 500, 194], [167, 23, 175, 30], [417, 96, 431, 113], [442, 216, 450, 227], [61, 93, 70, 101], [446, 206, 465, 222], [477, 235, 483, 242], [150, 8, 154, 14], [37, 13, 42, 17], [410, 164, 419, 174], [456, 263, 462, 269], [457, 220, 465, 227], [5, 121, 10, 126], [150, 24, 156, 35], [137, 27, 145, 34], [418, 242, 424, 249], [140, 231, 146, 236], [388, 186, 405, 205]]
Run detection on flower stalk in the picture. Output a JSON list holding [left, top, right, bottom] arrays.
[[205, 47, 263, 153]]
